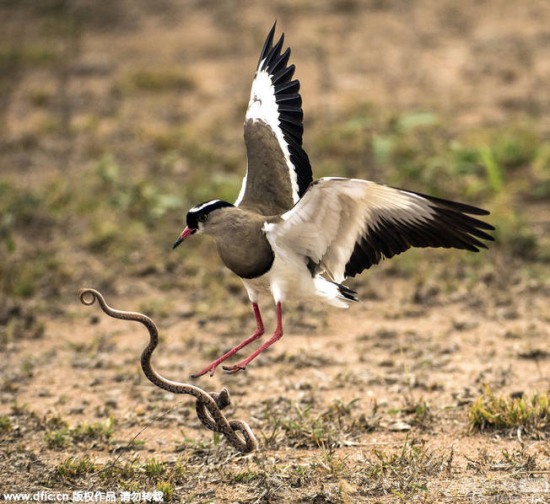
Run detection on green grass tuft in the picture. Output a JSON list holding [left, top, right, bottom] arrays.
[[0, 416, 12, 431], [144, 458, 166, 479], [469, 388, 550, 435], [261, 398, 364, 449], [46, 417, 115, 449], [361, 438, 451, 497], [56, 456, 98, 480]]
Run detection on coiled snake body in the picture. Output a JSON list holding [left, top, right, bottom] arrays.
[[79, 288, 257, 453]]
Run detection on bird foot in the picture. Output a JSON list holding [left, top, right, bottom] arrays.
[[222, 364, 246, 374], [191, 363, 219, 379]]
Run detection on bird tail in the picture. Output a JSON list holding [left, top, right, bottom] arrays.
[[334, 281, 359, 303], [313, 276, 358, 308]]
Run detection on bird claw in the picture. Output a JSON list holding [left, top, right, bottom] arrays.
[[191, 364, 219, 379], [222, 364, 246, 374], [192, 362, 247, 377]]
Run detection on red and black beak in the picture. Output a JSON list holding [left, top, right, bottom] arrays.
[[172, 226, 196, 250]]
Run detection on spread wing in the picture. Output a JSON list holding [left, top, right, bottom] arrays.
[[266, 178, 495, 283], [236, 23, 313, 216]]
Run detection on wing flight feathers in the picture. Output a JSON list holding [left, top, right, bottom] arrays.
[[268, 178, 495, 282]]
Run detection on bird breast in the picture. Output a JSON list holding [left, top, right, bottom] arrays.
[[214, 220, 275, 280]]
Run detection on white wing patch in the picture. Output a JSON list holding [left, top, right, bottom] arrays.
[[234, 164, 248, 206], [246, 65, 278, 125]]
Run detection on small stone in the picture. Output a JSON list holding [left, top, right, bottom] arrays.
[[388, 421, 412, 432]]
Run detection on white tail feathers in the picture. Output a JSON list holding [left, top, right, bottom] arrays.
[[313, 276, 358, 308]]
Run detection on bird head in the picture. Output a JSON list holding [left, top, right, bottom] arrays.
[[173, 200, 234, 249]]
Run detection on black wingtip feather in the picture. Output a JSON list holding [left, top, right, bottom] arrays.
[[401, 188, 493, 217], [263, 33, 285, 69], [343, 190, 494, 278], [272, 64, 296, 84], [270, 47, 291, 76], [275, 80, 300, 95], [258, 22, 277, 67]]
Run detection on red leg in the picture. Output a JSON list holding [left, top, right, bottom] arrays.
[[223, 302, 283, 374], [191, 303, 264, 378]]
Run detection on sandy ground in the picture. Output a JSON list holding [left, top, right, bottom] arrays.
[[1, 1, 550, 502]]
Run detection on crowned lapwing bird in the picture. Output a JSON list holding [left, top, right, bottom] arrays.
[[173, 24, 494, 378]]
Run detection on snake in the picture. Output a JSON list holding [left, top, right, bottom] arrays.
[[78, 288, 258, 453]]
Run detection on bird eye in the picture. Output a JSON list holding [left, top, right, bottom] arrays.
[[198, 214, 208, 223]]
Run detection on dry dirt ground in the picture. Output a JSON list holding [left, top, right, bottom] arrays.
[[1, 1, 550, 503]]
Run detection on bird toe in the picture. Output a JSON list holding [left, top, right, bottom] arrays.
[[222, 364, 246, 374]]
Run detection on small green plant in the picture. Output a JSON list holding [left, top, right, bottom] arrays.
[[56, 456, 97, 480], [465, 446, 538, 476], [469, 388, 550, 435], [46, 429, 70, 449], [0, 416, 11, 431], [400, 398, 433, 429], [261, 398, 363, 449], [46, 417, 115, 449], [72, 417, 115, 442], [144, 458, 165, 479], [360, 438, 450, 497], [232, 470, 259, 483], [156, 481, 174, 502]]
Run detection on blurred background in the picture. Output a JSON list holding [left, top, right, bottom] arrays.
[[1, 0, 549, 318], [1, 1, 550, 498]]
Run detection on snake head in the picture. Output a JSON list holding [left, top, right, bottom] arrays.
[[210, 388, 231, 410]]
